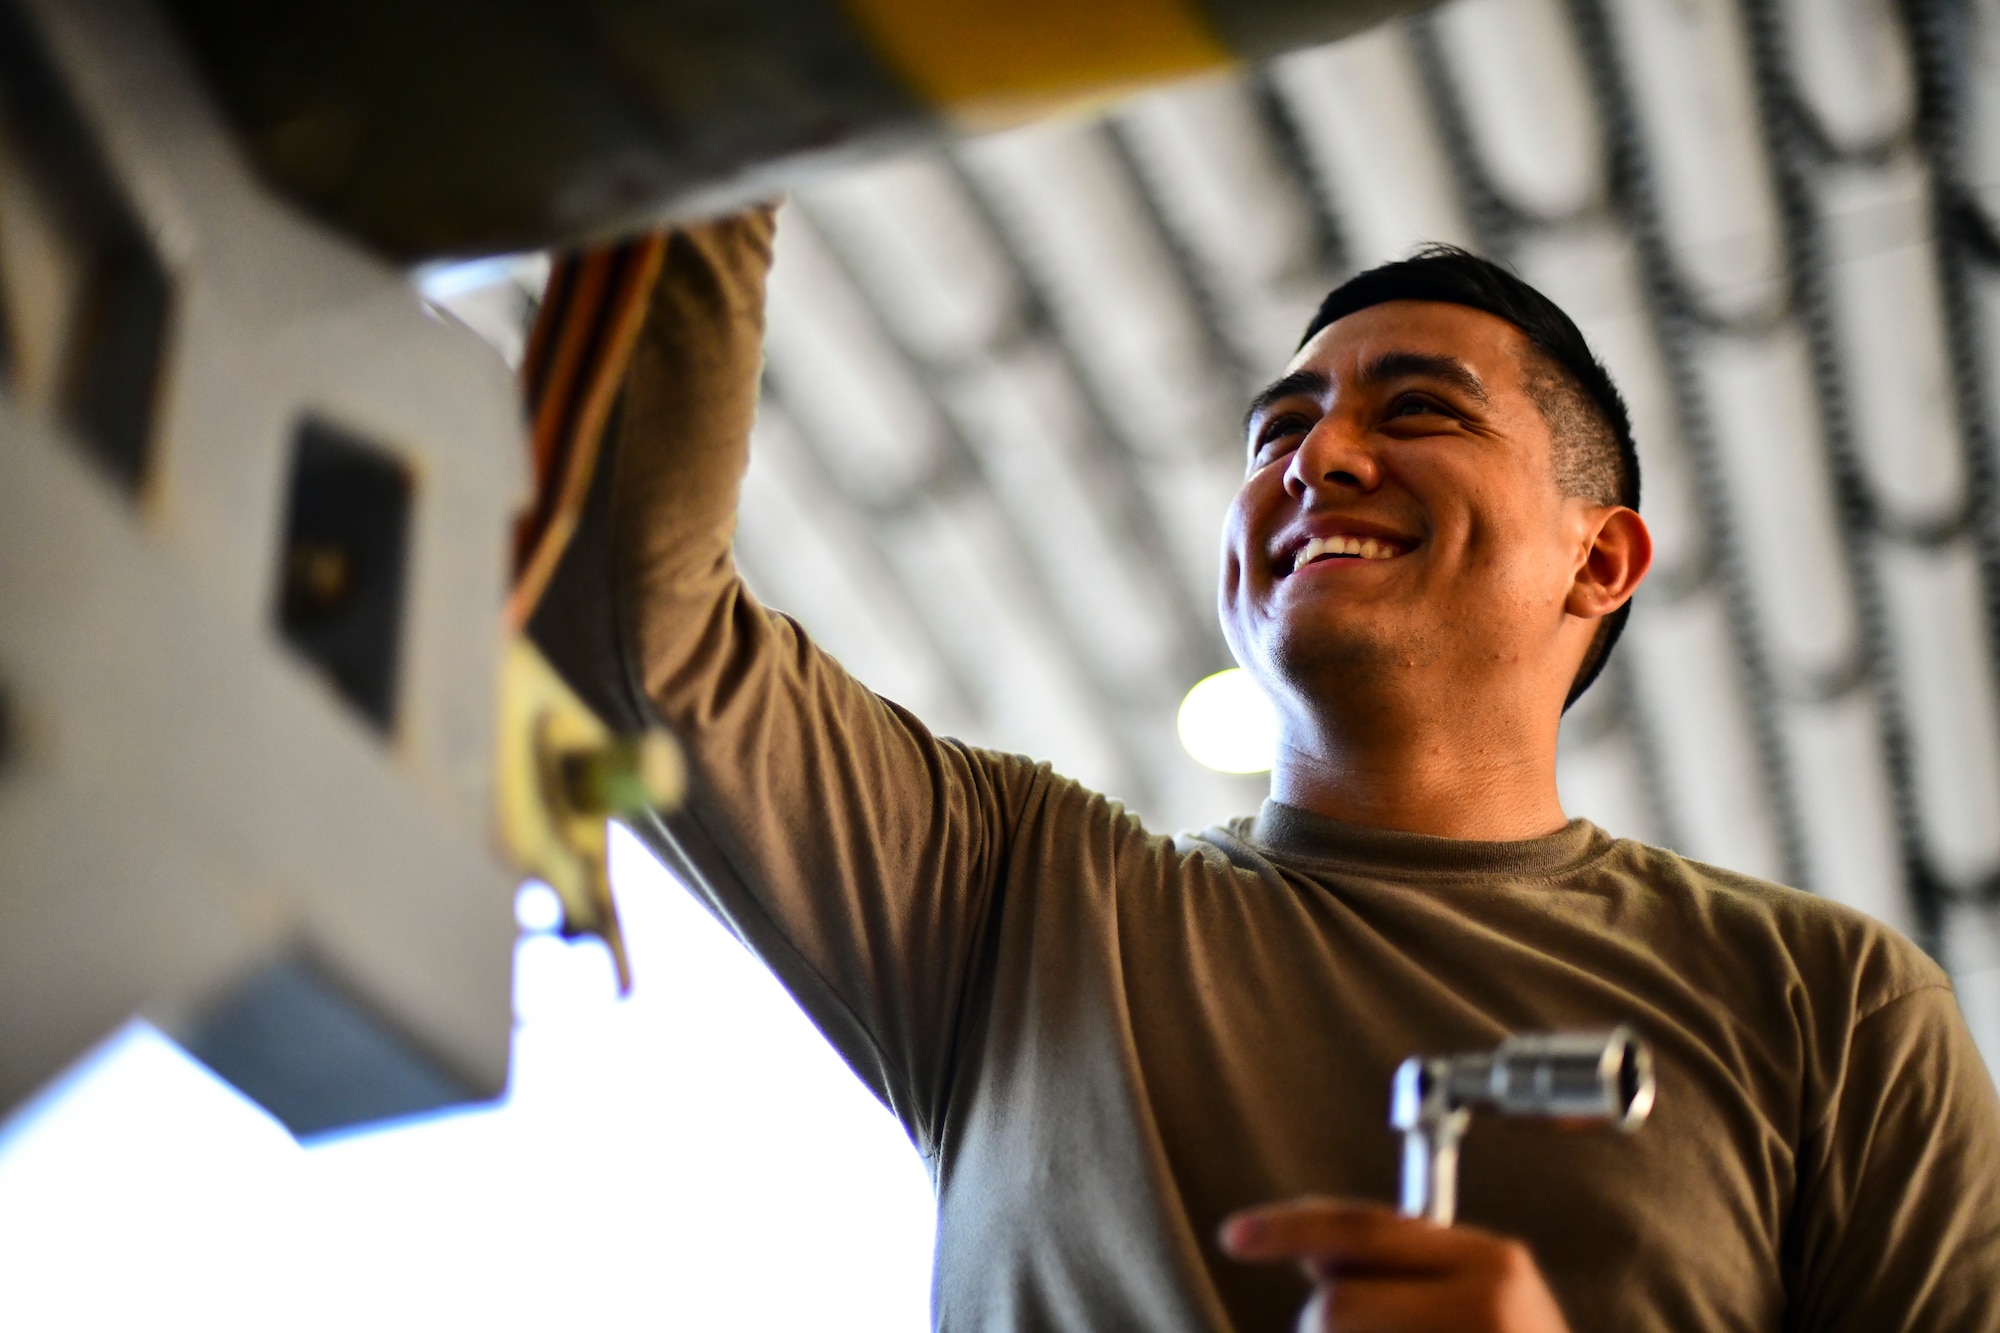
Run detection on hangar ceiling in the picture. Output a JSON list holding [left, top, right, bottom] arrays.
[[435, 0, 2000, 1058]]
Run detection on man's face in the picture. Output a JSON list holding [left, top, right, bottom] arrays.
[[1221, 300, 1603, 717]]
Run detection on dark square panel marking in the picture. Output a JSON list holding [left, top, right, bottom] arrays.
[[275, 417, 414, 733]]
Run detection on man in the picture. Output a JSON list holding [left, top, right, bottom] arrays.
[[543, 205, 2000, 1330]]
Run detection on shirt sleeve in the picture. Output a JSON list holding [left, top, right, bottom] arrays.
[[1785, 984, 2000, 1332], [600, 208, 1047, 1157]]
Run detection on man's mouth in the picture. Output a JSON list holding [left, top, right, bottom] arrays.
[[1290, 532, 1410, 573]]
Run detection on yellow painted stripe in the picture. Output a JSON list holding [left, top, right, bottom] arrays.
[[840, 0, 1235, 126]]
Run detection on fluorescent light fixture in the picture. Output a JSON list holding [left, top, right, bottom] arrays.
[[1176, 667, 1278, 774]]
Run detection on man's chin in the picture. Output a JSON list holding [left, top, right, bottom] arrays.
[[1261, 618, 1401, 692]]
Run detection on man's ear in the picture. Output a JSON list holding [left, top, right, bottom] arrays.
[[1566, 506, 1651, 620]]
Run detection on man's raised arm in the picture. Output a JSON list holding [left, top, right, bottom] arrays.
[[576, 208, 1043, 1153]]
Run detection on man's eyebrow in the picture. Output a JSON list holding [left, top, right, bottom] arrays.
[[1356, 350, 1489, 403], [1242, 369, 1331, 437]]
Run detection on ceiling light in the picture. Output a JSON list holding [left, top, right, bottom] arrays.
[[1176, 668, 1278, 774]]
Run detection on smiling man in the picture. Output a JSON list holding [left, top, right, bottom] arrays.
[[549, 210, 2000, 1331], [1224, 262, 1649, 849]]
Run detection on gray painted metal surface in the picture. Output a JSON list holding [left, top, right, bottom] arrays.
[[0, 0, 523, 1134]]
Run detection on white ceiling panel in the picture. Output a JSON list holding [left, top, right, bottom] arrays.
[[1115, 77, 1321, 297], [1967, 0, 2000, 201], [1134, 455, 1245, 623], [1820, 156, 1966, 528], [800, 158, 1022, 369], [1878, 537, 2000, 890], [1982, 273, 2000, 425], [1115, 75, 1334, 372], [737, 408, 973, 736], [943, 345, 1184, 693], [763, 209, 946, 504], [1782, 691, 1914, 934], [1605, 0, 1787, 319], [1267, 27, 1477, 268], [1987, 273, 2000, 417], [1694, 325, 1860, 684], [1627, 589, 1788, 881], [1432, 0, 1606, 220], [1558, 723, 1665, 846], [1943, 901, 2000, 1065], [1779, 0, 1915, 151], [957, 121, 1237, 462], [876, 491, 1132, 799]]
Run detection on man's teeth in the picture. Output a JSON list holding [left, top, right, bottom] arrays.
[[1292, 534, 1400, 571]]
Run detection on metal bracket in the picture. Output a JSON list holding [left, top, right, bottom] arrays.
[[496, 637, 685, 992]]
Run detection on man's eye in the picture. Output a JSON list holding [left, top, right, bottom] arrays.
[[1258, 414, 1310, 446], [1387, 394, 1446, 419]]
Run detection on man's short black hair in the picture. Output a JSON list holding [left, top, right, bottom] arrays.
[[1298, 245, 1642, 708]]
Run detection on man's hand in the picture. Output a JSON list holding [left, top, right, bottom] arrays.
[[1220, 1198, 1571, 1333]]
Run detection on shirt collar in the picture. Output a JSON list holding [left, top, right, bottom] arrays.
[[1245, 800, 1610, 879]]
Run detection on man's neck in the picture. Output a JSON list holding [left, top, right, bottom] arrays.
[[1268, 692, 1569, 842]]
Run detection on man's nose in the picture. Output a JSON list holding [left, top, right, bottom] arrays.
[[1283, 418, 1381, 501]]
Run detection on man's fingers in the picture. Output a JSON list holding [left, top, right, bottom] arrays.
[[1223, 1199, 1571, 1333], [1297, 1276, 1460, 1333], [1220, 1198, 1490, 1272]]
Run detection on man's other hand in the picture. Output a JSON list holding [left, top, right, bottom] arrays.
[[1220, 1198, 1571, 1333]]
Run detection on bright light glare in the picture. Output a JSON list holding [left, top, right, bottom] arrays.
[[0, 828, 936, 1332], [412, 255, 540, 302], [1176, 667, 1279, 774], [513, 879, 565, 933]]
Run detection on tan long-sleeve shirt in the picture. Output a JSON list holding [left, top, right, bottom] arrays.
[[549, 208, 2000, 1331]]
